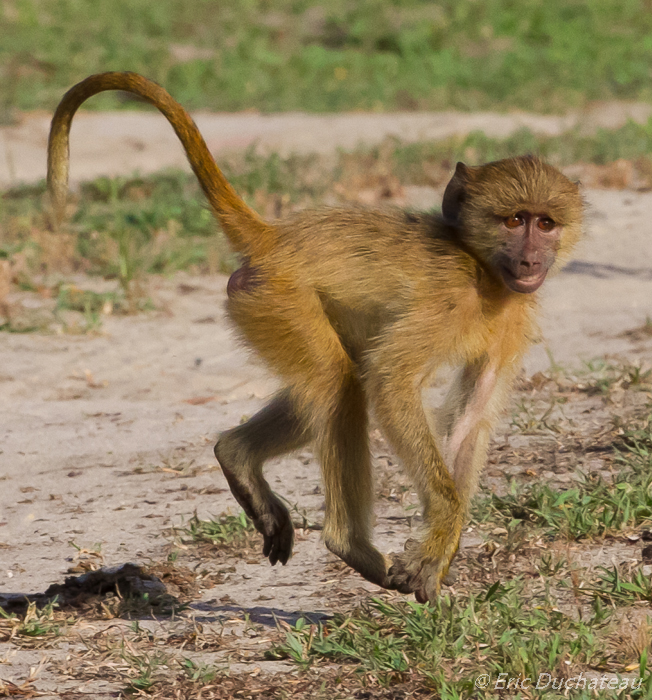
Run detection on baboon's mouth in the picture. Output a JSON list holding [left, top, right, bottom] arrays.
[[500, 266, 547, 294]]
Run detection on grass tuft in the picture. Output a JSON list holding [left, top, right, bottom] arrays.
[[270, 582, 609, 693], [178, 511, 256, 548]]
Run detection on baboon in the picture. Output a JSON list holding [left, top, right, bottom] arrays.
[[48, 72, 583, 603]]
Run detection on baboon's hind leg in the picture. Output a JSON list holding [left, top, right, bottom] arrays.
[[215, 390, 310, 565], [317, 371, 390, 587], [224, 281, 389, 587]]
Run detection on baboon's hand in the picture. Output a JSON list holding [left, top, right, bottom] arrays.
[[385, 523, 462, 603]]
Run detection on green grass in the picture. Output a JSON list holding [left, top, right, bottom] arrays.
[[0, 149, 324, 298], [575, 359, 652, 396], [0, 600, 70, 645], [589, 566, 652, 606], [474, 473, 652, 541], [269, 584, 621, 697], [56, 284, 123, 313], [178, 511, 256, 547], [388, 120, 652, 177], [3, 0, 652, 116], [473, 414, 652, 541]]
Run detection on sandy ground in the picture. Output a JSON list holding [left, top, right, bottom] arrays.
[[2, 101, 652, 188], [1, 109, 652, 697]]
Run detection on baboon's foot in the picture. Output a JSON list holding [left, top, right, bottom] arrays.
[[215, 448, 294, 566], [385, 538, 458, 603], [324, 536, 390, 588], [442, 562, 459, 586]]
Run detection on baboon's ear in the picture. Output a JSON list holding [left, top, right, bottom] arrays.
[[441, 162, 470, 227]]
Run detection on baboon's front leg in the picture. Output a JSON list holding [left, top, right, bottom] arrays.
[[367, 339, 465, 602], [381, 352, 513, 601], [439, 355, 522, 511]]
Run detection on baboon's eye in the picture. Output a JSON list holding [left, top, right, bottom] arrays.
[[504, 214, 524, 229], [537, 217, 556, 232]]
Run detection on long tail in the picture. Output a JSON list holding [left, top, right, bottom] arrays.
[[47, 71, 276, 259]]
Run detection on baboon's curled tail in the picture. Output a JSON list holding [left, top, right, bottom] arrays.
[[47, 71, 276, 259]]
